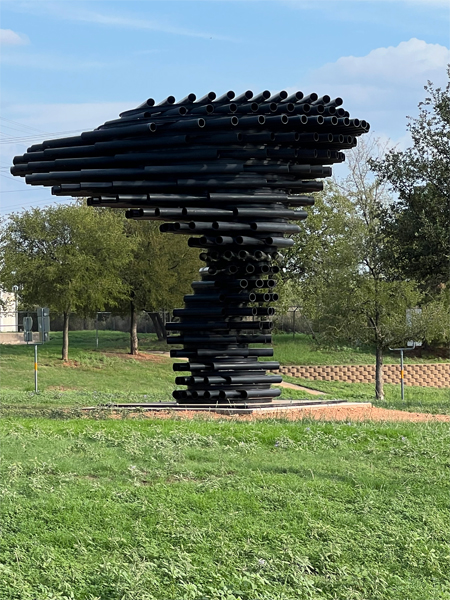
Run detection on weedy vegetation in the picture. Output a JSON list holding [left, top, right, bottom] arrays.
[[1, 330, 449, 599], [1, 417, 449, 600]]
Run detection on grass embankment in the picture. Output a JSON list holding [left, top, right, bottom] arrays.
[[1, 417, 449, 600], [1, 331, 448, 415], [269, 334, 448, 366]]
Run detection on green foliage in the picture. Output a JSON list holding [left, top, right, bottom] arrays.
[[279, 182, 357, 285], [371, 70, 450, 292], [119, 220, 200, 313], [286, 162, 423, 353], [0, 202, 132, 316], [1, 417, 449, 599]]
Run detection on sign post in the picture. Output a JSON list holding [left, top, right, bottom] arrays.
[[389, 344, 416, 401], [34, 344, 38, 393], [24, 308, 50, 392]]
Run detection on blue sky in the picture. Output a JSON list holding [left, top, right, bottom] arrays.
[[1, 0, 449, 215]]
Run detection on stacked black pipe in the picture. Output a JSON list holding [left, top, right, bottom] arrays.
[[11, 89, 369, 404]]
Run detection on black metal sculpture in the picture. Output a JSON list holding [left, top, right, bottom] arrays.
[[11, 89, 369, 405]]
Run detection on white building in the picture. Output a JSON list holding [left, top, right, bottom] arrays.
[[0, 290, 18, 332]]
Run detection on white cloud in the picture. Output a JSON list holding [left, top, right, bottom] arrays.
[[314, 39, 449, 87], [71, 9, 236, 41], [0, 28, 29, 46], [297, 38, 449, 143], [5, 2, 237, 42]]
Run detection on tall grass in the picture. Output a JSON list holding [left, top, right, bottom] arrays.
[[1, 417, 449, 600]]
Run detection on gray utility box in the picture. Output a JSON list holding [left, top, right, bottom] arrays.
[[37, 307, 50, 343], [23, 316, 33, 342]]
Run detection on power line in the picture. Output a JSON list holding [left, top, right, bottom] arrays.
[[0, 189, 48, 194], [0, 117, 48, 134], [0, 173, 24, 183], [1, 200, 52, 208], [0, 129, 83, 144]]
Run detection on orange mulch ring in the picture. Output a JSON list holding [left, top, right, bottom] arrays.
[[62, 360, 81, 367], [102, 351, 168, 363], [101, 405, 450, 423]]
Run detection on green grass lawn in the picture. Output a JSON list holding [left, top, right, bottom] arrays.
[[1, 417, 449, 600], [269, 334, 448, 366], [2, 332, 449, 598], [282, 376, 450, 415], [1, 330, 448, 415], [0, 331, 176, 395]]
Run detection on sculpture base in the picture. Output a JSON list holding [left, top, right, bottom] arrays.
[[81, 399, 367, 415]]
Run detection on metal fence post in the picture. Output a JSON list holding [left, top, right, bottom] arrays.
[[34, 344, 38, 393]]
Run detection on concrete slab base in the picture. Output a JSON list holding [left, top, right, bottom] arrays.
[[82, 399, 373, 415]]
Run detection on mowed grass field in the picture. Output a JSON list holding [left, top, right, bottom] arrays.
[[1, 331, 449, 599], [1, 417, 450, 600], [1, 330, 448, 414]]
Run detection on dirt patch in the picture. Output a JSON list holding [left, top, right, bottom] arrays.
[[97, 405, 450, 423], [62, 360, 81, 368], [102, 351, 168, 363], [47, 385, 79, 391], [279, 382, 325, 395]]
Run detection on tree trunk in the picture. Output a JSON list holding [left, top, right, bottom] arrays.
[[130, 300, 138, 355], [149, 312, 166, 341], [375, 345, 384, 400], [62, 311, 70, 361]]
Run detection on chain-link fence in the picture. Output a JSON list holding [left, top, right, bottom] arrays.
[[273, 308, 317, 338]]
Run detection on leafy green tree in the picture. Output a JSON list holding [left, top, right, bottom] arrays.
[[371, 70, 450, 293], [284, 138, 424, 399], [0, 202, 132, 360], [116, 220, 200, 354]]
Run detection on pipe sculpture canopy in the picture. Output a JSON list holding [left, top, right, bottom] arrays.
[[11, 89, 369, 404]]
